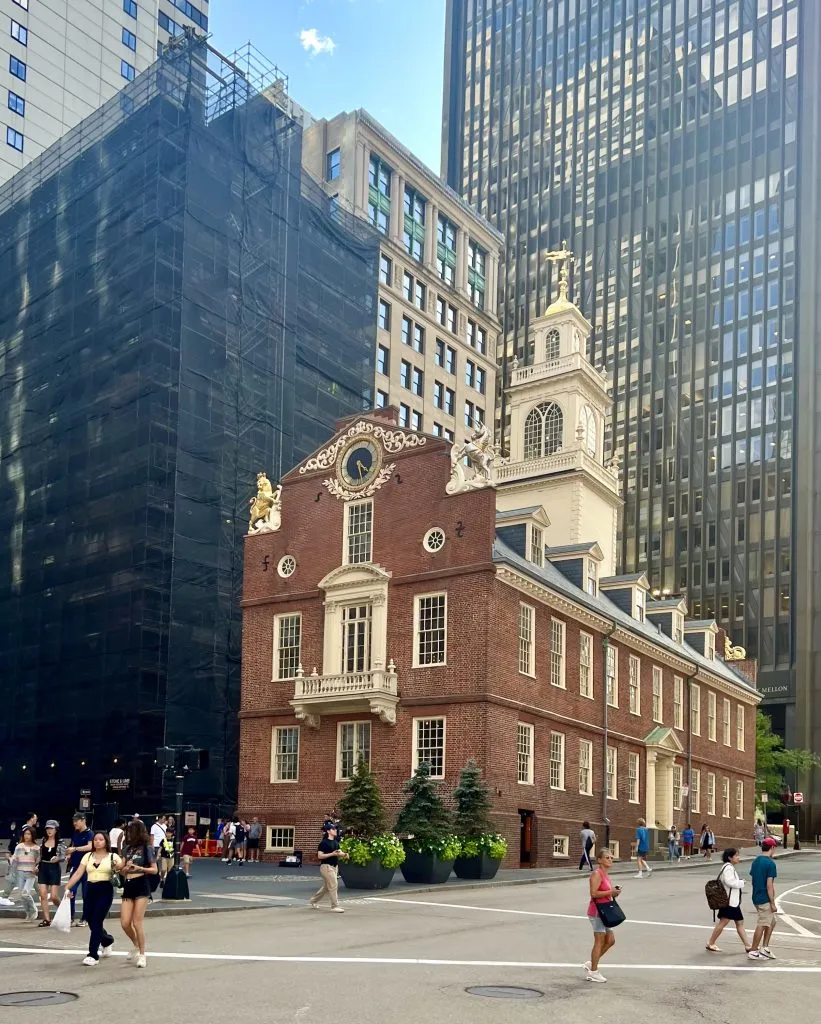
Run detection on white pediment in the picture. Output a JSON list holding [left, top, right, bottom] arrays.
[[318, 563, 392, 593], [643, 727, 685, 755]]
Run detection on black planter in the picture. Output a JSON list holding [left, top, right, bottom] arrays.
[[339, 859, 396, 890], [399, 846, 454, 884], [453, 853, 502, 880]]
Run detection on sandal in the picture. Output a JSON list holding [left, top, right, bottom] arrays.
[[39, 920, 51, 927], [705, 944, 721, 952]]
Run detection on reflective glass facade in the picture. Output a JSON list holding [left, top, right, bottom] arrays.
[[0, 39, 378, 820], [443, 1, 811, 741]]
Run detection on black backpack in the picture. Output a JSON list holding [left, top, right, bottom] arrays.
[[705, 867, 730, 911], [142, 845, 162, 893]]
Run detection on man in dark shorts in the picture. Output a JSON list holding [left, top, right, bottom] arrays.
[[309, 826, 348, 913], [247, 818, 263, 863]]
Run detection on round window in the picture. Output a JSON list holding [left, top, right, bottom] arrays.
[[423, 528, 446, 553], [277, 555, 297, 578]]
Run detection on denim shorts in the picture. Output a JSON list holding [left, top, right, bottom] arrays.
[[589, 913, 610, 934]]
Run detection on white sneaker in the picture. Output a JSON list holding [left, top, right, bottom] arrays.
[[126, 946, 139, 963], [634, 872, 643, 878], [330, 906, 345, 913], [0, 897, 13, 907], [135, 954, 147, 969], [646, 866, 653, 874], [747, 950, 761, 960], [586, 969, 607, 983], [100, 945, 113, 958], [308, 902, 318, 910], [584, 961, 592, 971], [82, 956, 98, 967], [760, 947, 776, 960]]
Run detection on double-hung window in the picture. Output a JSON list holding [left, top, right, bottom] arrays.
[[628, 752, 640, 803], [652, 666, 663, 723], [342, 604, 372, 673], [579, 632, 593, 698], [415, 594, 447, 666], [467, 240, 486, 309], [628, 655, 641, 714], [690, 683, 701, 735], [605, 644, 618, 706], [674, 676, 684, 729], [550, 618, 566, 688], [345, 500, 373, 564], [518, 603, 535, 676], [403, 184, 426, 261], [273, 613, 301, 680], [736, 705, 745, 750], [337, 722, 371, 780], [437, 215, 457, 285], [413, 717, 445, 777], [707, 773, 716, 814], [517, 723, 534, 784], [368, 155, 392, 234], [721, 777, 730, 817], [673, 764, 683, 809], [722, 698, 731, 745], [579, 739, 593, 794], [271, 727, 299, 782], [691, 769, 701, 813], [549, 732, 565, 790], [707, 692, 717, 740], [606, 746, 617, 799]]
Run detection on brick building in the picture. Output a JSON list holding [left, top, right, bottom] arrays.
[[239, 280, 759, 867]]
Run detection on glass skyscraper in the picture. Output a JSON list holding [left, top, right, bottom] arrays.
[[0, 37, 379, 821], [443, 0, 821, 824]]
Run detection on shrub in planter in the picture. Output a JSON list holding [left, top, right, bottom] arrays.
[[337, 759, 404, 890], [453, 759, 508, 880], [395, 762, 456, 884]]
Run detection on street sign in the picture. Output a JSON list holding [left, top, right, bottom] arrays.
[[761, 792, 768, 803], [199, 816, 211, 825], [794, 792, 804, 804], [107, 778, 131, 792], [184, 811, 197, 826], [681, 785, 689, 798]]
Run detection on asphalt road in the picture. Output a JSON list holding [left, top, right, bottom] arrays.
[[0, 853, 819, 1022]]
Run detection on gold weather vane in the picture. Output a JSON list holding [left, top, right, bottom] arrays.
[[724, 635, 747, 661], [545, 239, 575, 304]]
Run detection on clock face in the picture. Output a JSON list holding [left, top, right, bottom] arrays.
[[339, 438, 381, 489]]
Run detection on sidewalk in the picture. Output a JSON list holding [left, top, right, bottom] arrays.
[[1, 847, 816, 919]]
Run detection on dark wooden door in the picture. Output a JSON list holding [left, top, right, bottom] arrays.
[[519, 809, 535, 866]]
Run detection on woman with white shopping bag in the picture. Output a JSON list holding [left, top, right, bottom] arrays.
[[64, 832, 124, 966]]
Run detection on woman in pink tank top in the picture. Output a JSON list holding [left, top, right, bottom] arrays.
[[585, 847, 621, 983]]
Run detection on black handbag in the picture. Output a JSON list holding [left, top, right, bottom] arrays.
[[596, 897, 626, 928]]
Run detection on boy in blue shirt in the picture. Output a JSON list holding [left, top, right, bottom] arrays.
[[748, 837, 778, 960]]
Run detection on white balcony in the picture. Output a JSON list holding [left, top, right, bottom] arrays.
[[289, 662, 399, 728], [511, 352, 609, 390], [497, 445, 620, 494]]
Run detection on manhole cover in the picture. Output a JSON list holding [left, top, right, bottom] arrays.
[[466, 986, 543, 1000], [0, 992, 79, 1007]]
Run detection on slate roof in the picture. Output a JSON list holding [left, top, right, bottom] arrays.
[[544, 543, 600, 557], [492, 538, 758, 696], [600, 572, 649, 585], [496, 506, 543, 521]]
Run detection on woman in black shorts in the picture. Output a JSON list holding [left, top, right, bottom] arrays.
[[37, 820, 65, 926], [119, 819, 158, 969]]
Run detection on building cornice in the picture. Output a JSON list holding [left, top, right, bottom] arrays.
[[694, 669, 761, 706], [496, 565, 611, 631]]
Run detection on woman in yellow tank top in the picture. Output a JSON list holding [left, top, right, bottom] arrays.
[[65, 832, 123, 966]]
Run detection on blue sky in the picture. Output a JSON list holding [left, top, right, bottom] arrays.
[[210, 0, 447, 174]]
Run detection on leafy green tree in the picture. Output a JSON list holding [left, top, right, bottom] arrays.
[[338, 758, 385, 839], [756, 711, 821, 811], [395, 761, 452, 848], [453, 759, 494, 838]]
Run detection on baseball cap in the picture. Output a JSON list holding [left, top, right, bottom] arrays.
[[45, 819, 59, 829], [761, 837, 777, 849]]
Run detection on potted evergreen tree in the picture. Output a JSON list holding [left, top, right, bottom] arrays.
[[337, 759, 404, 890], [395, 762, 460, 884], [453, 759, 508, 880]]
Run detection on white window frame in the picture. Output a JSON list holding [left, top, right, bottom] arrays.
[[412, 716, 446, 778], [579, 631, 593, 699], [634, 587, 646, 622], [707, 691, 717, 741], [270, 726, 300, 783], [413, 592, 447, 667], [722, 698, 732, 745], [550, 618, 566, 689], [721, 776, 730, 818], [586, 558, 598, 596], [336, 721, 372, 781], [343, 499, 373, 565], [673, 763, 683, 809], [549, 731, 565, 790], [606, 644, 618, 707], [606, 745, 617, 799], [690, 682, 701, 736], [529, 524, 544, 566], [628, 751, 640, 803], [652, 666, 663, 723], [628, 655, 641, 715], [672, 612, 684, 643], [579, 738, 593, 795], [517, 722, 534, 785], [735, 780, 744, 819], [705, 632, 715, 660], [272, 612, 302, 681], [736, 705, 745, 751], [552, 835, 569, 858], [608, 840, 620, 859], [518, 602, 535, 676], [673, 675, 684, 730], [265, 826, 295, 852], [707, 772, 716, 815], [691, 768, 701, 813]]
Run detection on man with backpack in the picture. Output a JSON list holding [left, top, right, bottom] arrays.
[[748, 837, 779, 960]]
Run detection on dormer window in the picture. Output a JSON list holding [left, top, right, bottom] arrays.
[[705, 632, 715, 660], [586, 559, 598, 596], [635, 588, 646, 623], [672, 612, 684, 644], [529, 525, 544, 567]]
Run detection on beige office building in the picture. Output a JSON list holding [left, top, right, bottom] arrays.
[[302, 109, 501, 441], [1, 0, 209, 187]]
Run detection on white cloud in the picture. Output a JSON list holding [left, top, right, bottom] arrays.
[[299, 28, 337, 57]]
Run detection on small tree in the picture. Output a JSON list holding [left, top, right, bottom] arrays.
[[453, 759, 494, 838], [395, 761, 452, 849], [756, 711, 821, 811], [338, 758, 386, 838]]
